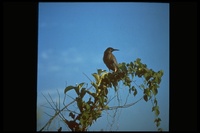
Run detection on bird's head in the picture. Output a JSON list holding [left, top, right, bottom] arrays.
[[105, 47, 119, 53]]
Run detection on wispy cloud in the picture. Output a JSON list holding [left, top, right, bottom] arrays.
[[39, 48, 85, 74], [41, 52, 48, 59], [40, 49, 53, 60], [60, 48, 85, 64]]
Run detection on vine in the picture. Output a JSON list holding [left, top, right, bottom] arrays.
[[40, 58, 164, 131]]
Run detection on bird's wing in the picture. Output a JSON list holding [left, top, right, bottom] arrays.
[[112, 56, 118, 65]]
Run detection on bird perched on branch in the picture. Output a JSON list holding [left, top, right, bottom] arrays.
[[103, 47, 119, 72]]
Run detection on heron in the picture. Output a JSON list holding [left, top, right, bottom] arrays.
[[103, 47, 119, 72]]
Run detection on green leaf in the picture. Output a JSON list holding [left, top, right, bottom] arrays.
[[103, 105, 109, 110], [64, 85, 76, 94], [154, 98, 158, 106], [133, 89, 137, 96], [92, 73, 100, 83], [154, 77, 159, 83], [97, 69, 106, 75], [144, 88, 151, 96], [153, 106, 160, 116], [144, 72, 151, 81], [85, 90, 96, 98], [91, 82, 98, 90], [78, 82, 85, 90], [147, 81, 151, 86], [154, 117, 161, 124], [130, 62, 134, 68], [80, 118, 84, 125], [77, 98, 83, 111], [99, 96, 104, 104], [143, 95, 148, 102], [100, 72, 108, 79], [69, 82, 84, 95], [131, 86, 136, 91], [155, 110, 160, 117], [80, 88, 86, 98], [103, 88, 108, 95], [156, 121, 160, 127], [152, 87, 158, 96], [152, 106, 155, 112], [136, 58, 141, 63], [136, 68, 143, 77], [119, 62, 127, 73], [158, 70, 164, 77], [85, 103, 90, 110]]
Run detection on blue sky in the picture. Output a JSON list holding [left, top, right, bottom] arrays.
[[37, 2, 169, 131]]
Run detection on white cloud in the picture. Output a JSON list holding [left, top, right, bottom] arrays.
[[40, 49, 53, 60], [41, 52, 48, 59], [60, 48, 85, 64], [38, 48, 86, 74]]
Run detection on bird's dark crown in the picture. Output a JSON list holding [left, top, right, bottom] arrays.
[[105, 47, 119, 53]]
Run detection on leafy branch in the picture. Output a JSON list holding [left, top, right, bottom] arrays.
[[40, 58, 164, 131]]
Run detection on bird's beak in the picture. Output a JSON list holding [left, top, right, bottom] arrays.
[[113, 49, 119, 51]]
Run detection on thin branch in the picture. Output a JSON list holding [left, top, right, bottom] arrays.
[[105, 97, 143, 110], [40, 98, 76, 131], [124, 90, 130, 105], [42, 93, 56, 110], [43, 112, 54, 117], [83, 72, 92, 82], [133, 80, 143, 90], [48, 93, 57, 109], [57, 89, 60, 110], [86, 85, 93, 91], [106, 95, 116, 105], [66, 94, 76, 100], [63, 94, 67, 106], [41, 105, 54, 110], [109, 108, 118, 131], [39, 111, 57, 132]]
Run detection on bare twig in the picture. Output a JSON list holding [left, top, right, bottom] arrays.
[[40, 99, 76, 131], [124, 90, 130, 105], [66, 94, 76, 100], [105, 97, 143, 110], [83, 72, 92, 82], [48, 93, 58, 111], [41, 104, 55, 110], [43, 112, 54, 117], [42, 93, 56, 110], [106, 95, 116, 105], [57, 89, 60, 110]]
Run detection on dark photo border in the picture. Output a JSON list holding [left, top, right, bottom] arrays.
[[3, 2, 197, 131]]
